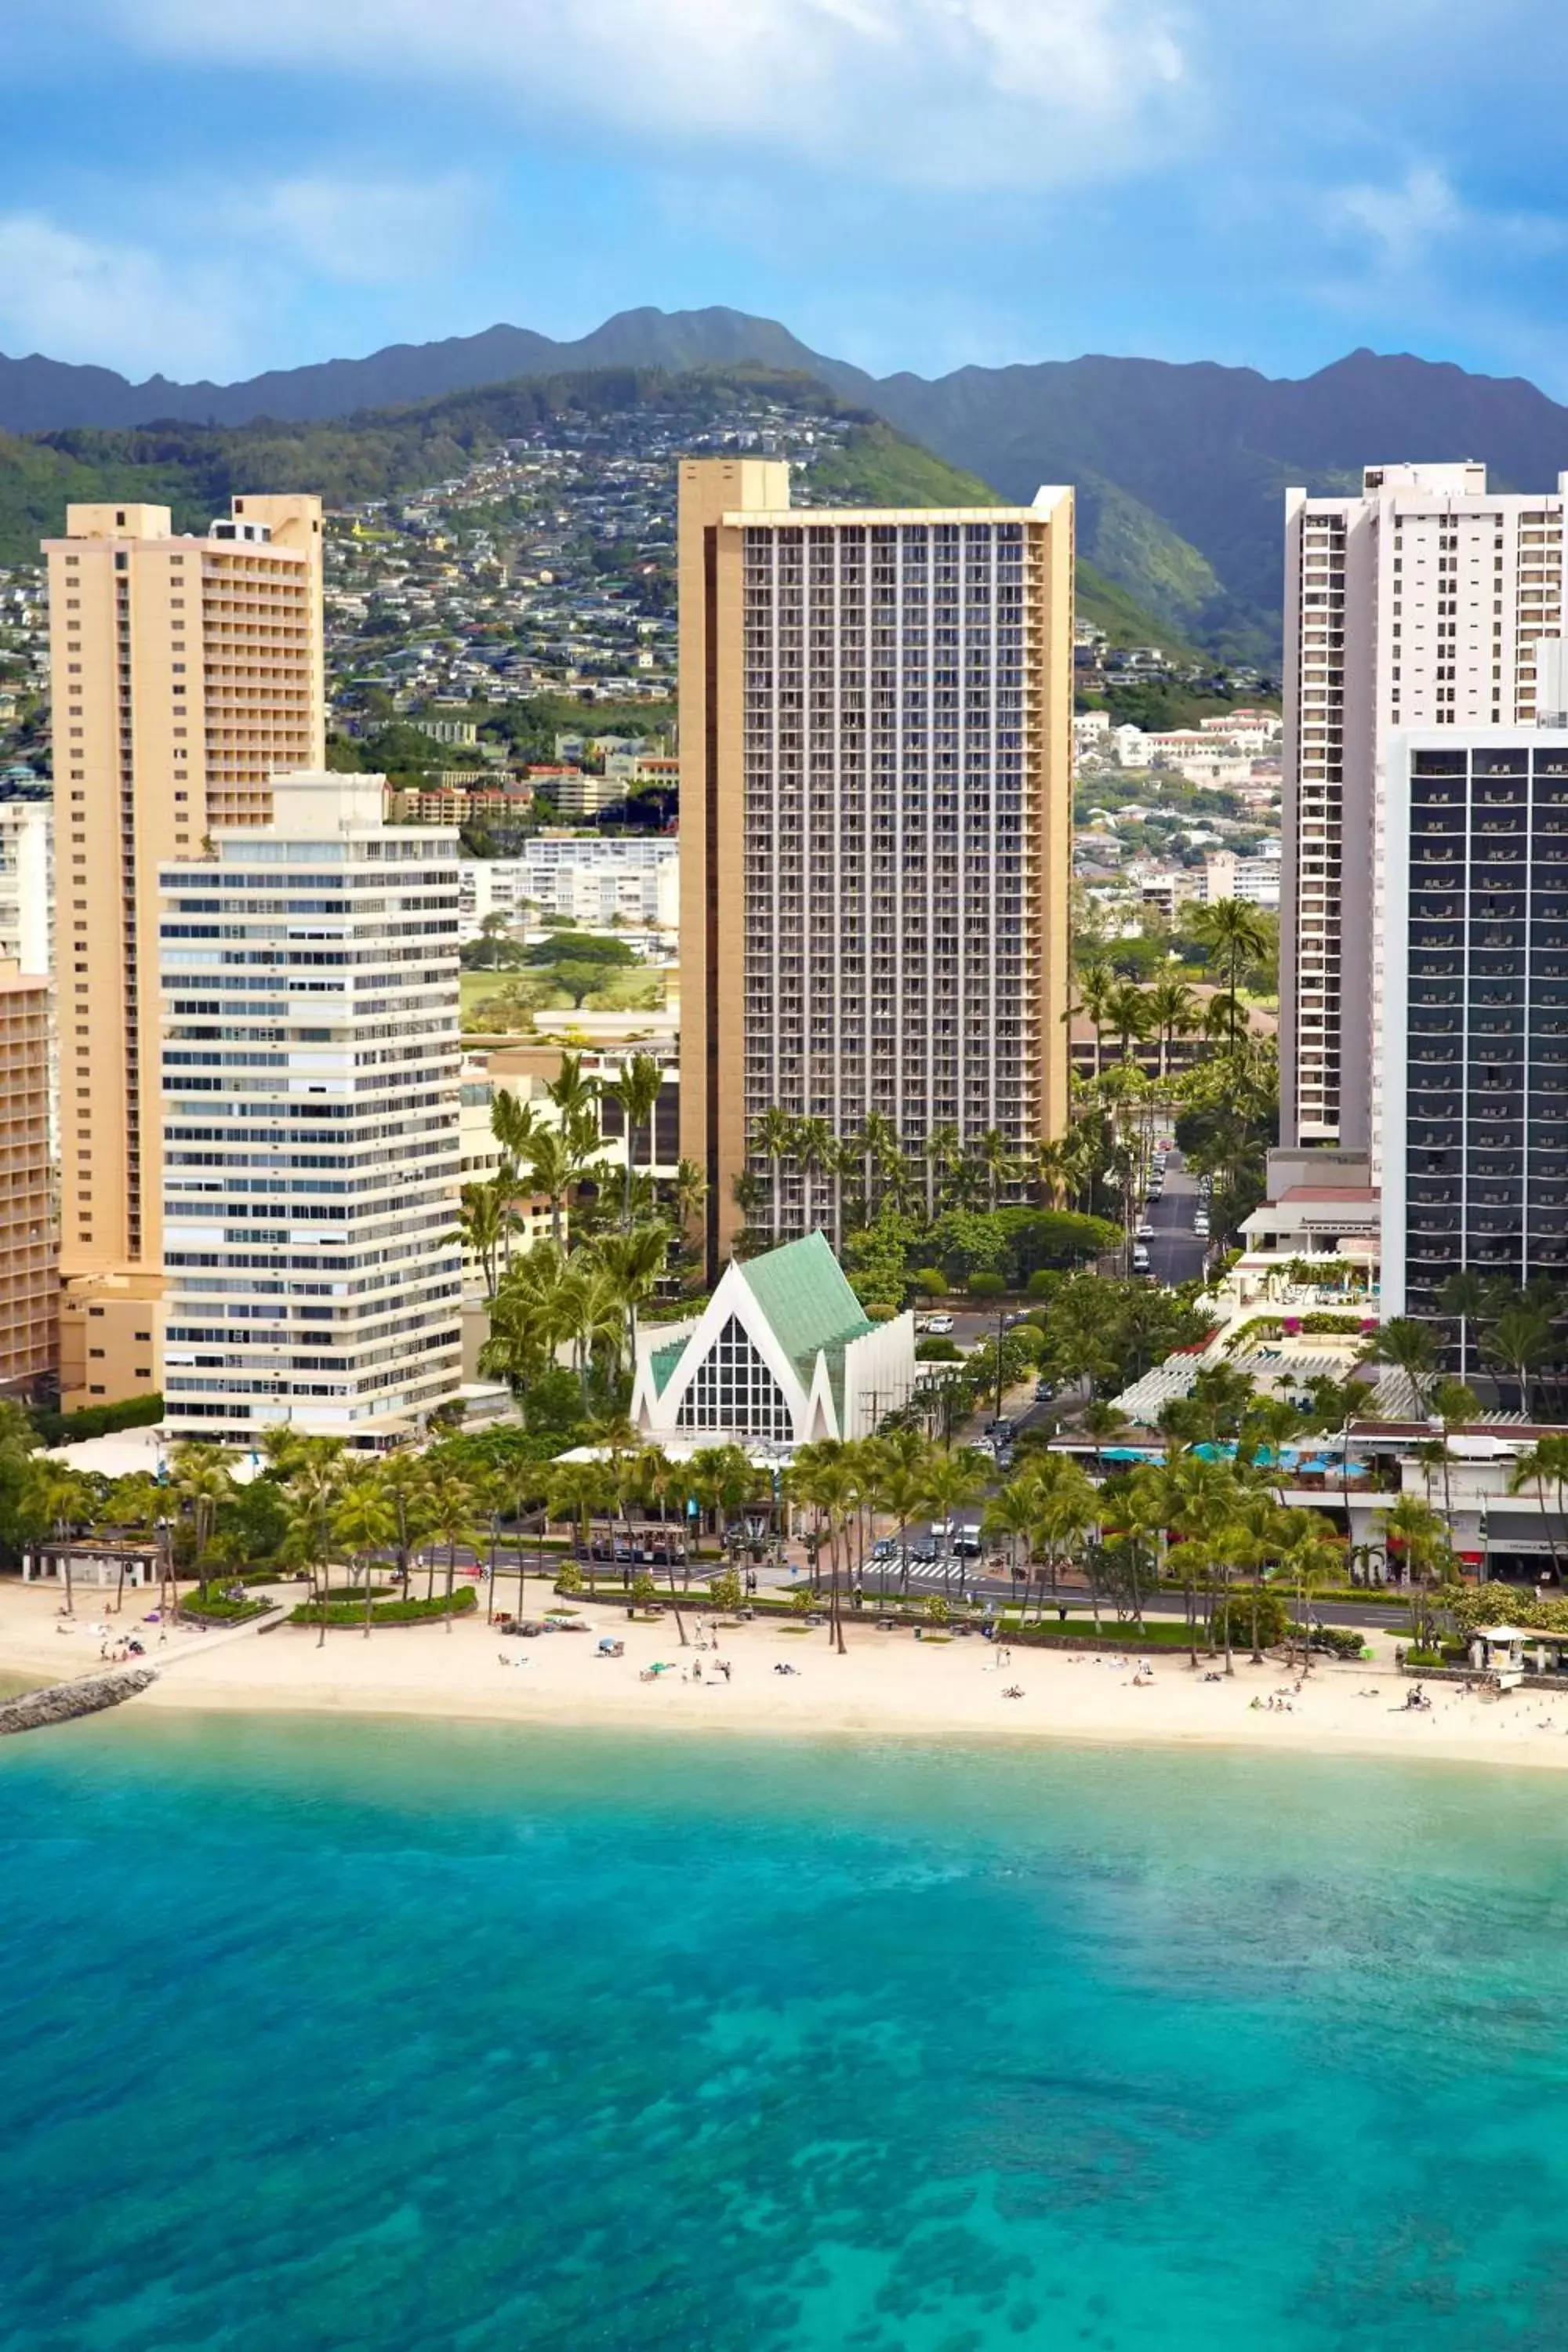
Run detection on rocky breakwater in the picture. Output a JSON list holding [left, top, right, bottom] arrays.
[[0, 1667, 158, 1737]]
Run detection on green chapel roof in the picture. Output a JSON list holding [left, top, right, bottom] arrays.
[[738, 1231, 874, 1399]]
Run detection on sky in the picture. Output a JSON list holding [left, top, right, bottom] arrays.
[[5, 0, 1568, 395]]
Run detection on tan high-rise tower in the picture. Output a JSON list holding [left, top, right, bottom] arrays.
[[45, 495, 325, 1406], [678, 459, 1074, 1275]]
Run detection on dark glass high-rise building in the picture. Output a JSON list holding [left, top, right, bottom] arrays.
[[1382, 730, 1568, 1322]]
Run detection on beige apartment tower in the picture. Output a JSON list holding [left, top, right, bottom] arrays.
[[679, 459, 1073, 1272], [45, 495, 325, 1406], [0, 963, 55, 1395]]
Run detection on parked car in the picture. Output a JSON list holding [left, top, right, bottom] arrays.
[[926, 1313, 956, 1334], [1135, 1220, 1155, 1239], [1132, 1243, 1151, 1270], [1034, 1378, 1054, 1403]]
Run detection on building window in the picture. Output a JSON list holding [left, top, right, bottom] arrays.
[[675, 1315, 793, 1441]]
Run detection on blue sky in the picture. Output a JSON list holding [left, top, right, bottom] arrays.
[[5, 0, 1568, 394]]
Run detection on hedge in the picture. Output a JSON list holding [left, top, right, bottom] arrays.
[[287, 1589, 478, 1628], [29, 1392, 164, 1446], [176, 1596, 273, 1626]]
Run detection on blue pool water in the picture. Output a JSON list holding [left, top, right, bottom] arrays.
[[5, 1716, 1568, 2349]]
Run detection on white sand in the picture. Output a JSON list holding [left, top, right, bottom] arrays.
[[5, 1578, 1568, 1772]]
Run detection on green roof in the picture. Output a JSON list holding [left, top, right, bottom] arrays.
[[649, 1338, 686, 1397], [739, 1232, 874, 1416]]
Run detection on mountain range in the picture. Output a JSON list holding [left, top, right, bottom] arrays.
[[8, 306, 1568, 659]]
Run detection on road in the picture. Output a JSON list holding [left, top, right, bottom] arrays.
[[1143, 1145, 1210, 1290]]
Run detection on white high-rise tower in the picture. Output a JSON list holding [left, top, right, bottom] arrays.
[[1281, 463, 1566, 1171], [158, 771, 463, 1443]]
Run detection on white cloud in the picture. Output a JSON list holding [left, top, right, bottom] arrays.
[[0, 174, 487, 378], [111, 0, 1192, 190], [231, 172, 481, 285], [0, 213, 240, 378], [1325, 165, 1460, 272]]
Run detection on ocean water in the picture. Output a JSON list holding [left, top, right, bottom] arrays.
[[5, 1722, 1568, 2351]]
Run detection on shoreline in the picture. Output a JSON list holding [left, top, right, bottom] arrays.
[[6, 1581, 1568, 1777]]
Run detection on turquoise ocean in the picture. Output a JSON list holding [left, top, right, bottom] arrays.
[[5, 1715, 1568, 2350]]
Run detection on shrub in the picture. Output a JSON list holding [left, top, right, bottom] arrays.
[[968, 1272, 1007, 1301], [178, 1595, 270, 1625], [1211, 1588, 1291, 1648], [790, 1584, 816, 1616], [557, 1561, 584, 1595], [916, 1337, 961, 1362], [1311, 1625, 1370, 1660], [287, 1588, 478, 1628], [707, 1570, 742, 1612], [911, 1268, 947, 1300], [925, 1592, 950, 1624]]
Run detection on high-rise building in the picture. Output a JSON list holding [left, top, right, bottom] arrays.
[[157, 771, 463, 1443], [0, 801, 53, 976], [0, 961, 55, 1396], [678, 459, 1074, 1272], [1282, 463, 1566, 1165], [1381, 728, 1568, 1328], [44, 495, 325, 1406]]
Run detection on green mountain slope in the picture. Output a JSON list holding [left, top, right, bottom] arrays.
[[0, 365, 1190, 653]]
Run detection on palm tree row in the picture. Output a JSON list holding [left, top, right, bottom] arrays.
[[1071, 900, 1274, 1076], [459, 1051, 708, 1295]]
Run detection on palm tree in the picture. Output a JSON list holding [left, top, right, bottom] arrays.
[[924, 1122, 964, 1215], [1436, 1269, 1489, 1388], [852, 1110, 901, 1224], [793, 1116, 837, 1240], [168, 1443, 235, 1601], [1033, 1460, 1100, 1627], [611, 1051, 665, 1232], [1028, 1136, 1073, 1210], [1080, 1399, 1130, 1472], [1363, 1316, 1439, 1421], [545, 1050, 599, 1130], [332, 1468, 397, 1639], [1484, 1297, 1555, 1417], [277, 1454, 344, 1649], [983, 1478, 1038, 1601], [489, 1087, 539, 1276], [377, 1450, 434, 1600], [455, 1181, 506, 1299], [1068, 961, 1117, 1080], [526, 1126, 589, 1250], [547, 1457, 611, 1593], [1424, 1377, 1479, 1530], [971, 1126, 1018, 1214], [587, 1221, 669, 1381], [1190, 899, 1271, 1045], [672, 1156, 708, 1248], [24, 1462, 90, 1618], [423, 1465, 480, 1632], [1144, 976, 1200, 1086], [789, 1439, 860, 1653], [1103, 981, 1150, 1066], [1377, 1493, 1452, 1650], [1508, 1433, 1568, 1586], [1276, 1512, 1347, 1675], [918, 1444, 989, 1600]]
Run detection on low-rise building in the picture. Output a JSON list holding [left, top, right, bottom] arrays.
[[630, 1232, 915, 1448]]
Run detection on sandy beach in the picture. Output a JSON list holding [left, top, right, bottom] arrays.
[[6, 1577, 1568, 1770]]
